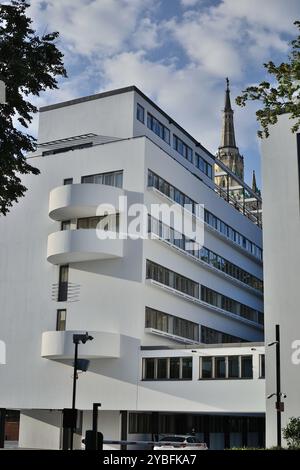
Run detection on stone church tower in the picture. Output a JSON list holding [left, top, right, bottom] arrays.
[[215, 78, 244, 192]]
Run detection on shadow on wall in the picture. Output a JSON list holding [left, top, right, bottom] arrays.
[[72, 189, 145, 283]]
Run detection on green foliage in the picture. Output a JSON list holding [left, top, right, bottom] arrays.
[[283, 417, 300, 449], [236, 21, 300, 139], [0, 0, 67, 215]]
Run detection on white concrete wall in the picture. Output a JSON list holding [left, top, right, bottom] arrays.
[[19, 410, 62, 449], [261, 114, 300, 447], [38, 89, 135, 143], [138, 345, 265, 414]]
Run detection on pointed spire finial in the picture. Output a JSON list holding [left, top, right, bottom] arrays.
[[224, 77, 232, 112], [252, 170, 258, 192]]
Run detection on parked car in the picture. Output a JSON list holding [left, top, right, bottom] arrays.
[[153, 435, 208, 450]]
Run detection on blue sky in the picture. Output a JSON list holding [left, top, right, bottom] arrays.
[[28, 0, 300, 187]]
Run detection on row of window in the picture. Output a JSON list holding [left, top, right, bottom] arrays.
[[173, 134, 193, 163], [143, 357, 193, 381], [201, 325, 245, 344], [147, 112, 170, 144], [147, 170, 262, 261], [201, 286, 263, 325], [137, 104, 212, 179], [195, 153, 213, 179], [129, 412, 265, 436], [145, 307, 199, 342], [148, 215, 263, 293], [145, 306, 246, 344], [201, 354, 265, 380], [204, 210, 262, 260], [81, 170, 123, 188], [143, 354, 265, 381], [146, 259, 199, 298], [61, 214, 120, 232], [146, 260, 263, 326]]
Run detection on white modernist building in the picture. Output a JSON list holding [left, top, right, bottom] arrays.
[[262, 114, 300, 448], [0, 86, 265, 449]]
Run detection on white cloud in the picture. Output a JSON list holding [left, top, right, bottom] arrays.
[[166, 0, 298, 83], [101, 51, 229, 153], [167, 13, 244, 78], [132, 17, 160, 50], [29, 0, 158, 57], [25, 0, 298, 184], [181, 0, 203, 6], [218, 0, 300, 33]]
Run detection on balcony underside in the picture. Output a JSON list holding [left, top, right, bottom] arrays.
[[47, 229, 123, 264], [41, 330, 121, 359], [49, 183, 124, 221]]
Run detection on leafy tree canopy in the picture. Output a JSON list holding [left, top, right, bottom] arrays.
[[236, 20, 300, 138], [0, 0, 67, 215], [283, 416, 300, 449]]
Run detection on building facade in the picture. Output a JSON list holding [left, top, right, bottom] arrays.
[[261, 114, 300, 447], [0, 86, 264, 449]]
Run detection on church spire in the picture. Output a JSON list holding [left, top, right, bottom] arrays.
[[219, 77, 237, 149], [216, 78, 244, 182], [252, 170, 258, 193]]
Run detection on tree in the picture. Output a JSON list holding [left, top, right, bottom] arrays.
[[236, 20, 300, 138], [283, 417, 300, 449], [0, 0, 67, 215]]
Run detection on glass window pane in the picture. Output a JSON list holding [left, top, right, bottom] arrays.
[[170, 357, 180, 379], [56, 309, 66, 331], [215, 357, 226, 378], [228, 356, 239, 378], [201, 357, 213, 378], [260, 355, 265, 378], [157, 358, 168, 379], [241, 356, 253, 378], [182, 357, 192, 379], [144, 358, 155, 380]]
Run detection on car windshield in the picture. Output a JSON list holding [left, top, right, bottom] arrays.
[[159, 436, 186, 442]]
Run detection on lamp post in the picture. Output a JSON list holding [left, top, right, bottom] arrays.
[[70, 332, 93, 450], [268, 324, 283, 448]]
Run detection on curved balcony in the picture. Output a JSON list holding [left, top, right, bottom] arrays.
[[47, 229, 123, 264], [41, 330, 120, 359], [49, 184, 124, 221]]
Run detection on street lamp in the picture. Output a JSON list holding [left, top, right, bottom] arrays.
[[267, 324, 283, 448], [70, 332, 93, 450]]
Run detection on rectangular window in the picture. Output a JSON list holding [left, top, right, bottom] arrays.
[[241, 355, 253, 378], [77, 214, 119, 232], [173, 135, 193, 162], [182, 357, 193, 379], [144, 358, 155, 380], [81, 170, 123, 188], [143, 357, 192, 381], [195, 153, 213, 179], [259, 354, 265, 378], [201, 357, 213, 379], [136, 103, 145, 123], [56, 309, 66, 331], [157, 358, 168, 379], [169, 357, 180, 379], [58, 265, 68, 302], [147, 113, 170, 144], [228, 356, 239, 378], [61, 220, 71, 231], [215, 357, 226, 378], [64, 178, 73, 185]]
